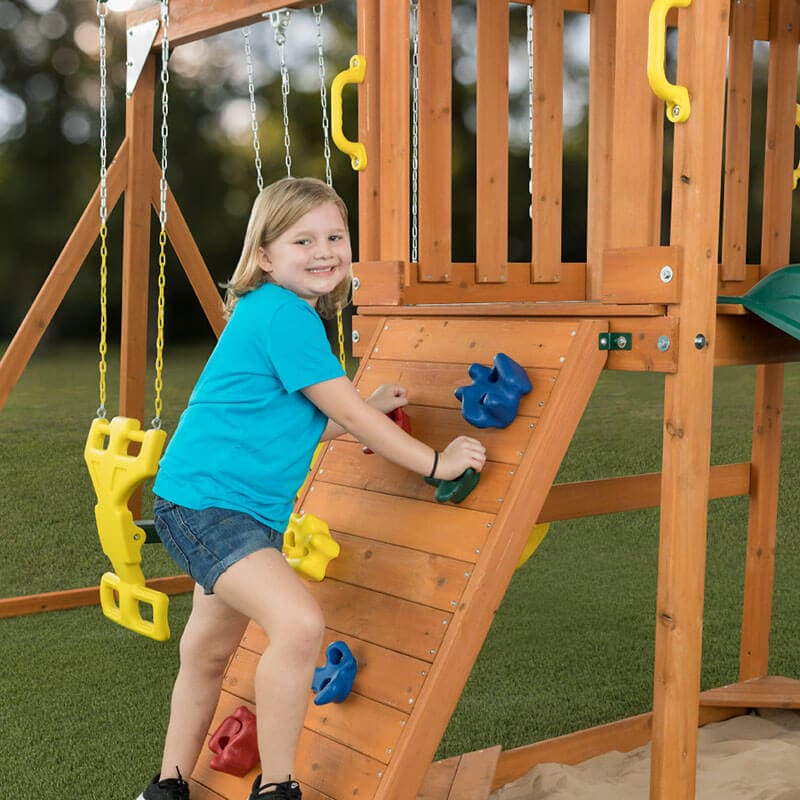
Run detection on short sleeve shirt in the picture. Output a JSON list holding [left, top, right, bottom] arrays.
[[153, 283, 345, 530]]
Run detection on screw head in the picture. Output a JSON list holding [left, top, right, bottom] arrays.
[[660, 266, 673, 283], [351, 330, 360, 343], [694, 333, 707, 350], [657, 335, 671, 352], [352, 276, 360, 290]]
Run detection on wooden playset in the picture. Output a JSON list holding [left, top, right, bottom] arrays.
[[2, 1, 800, 798]]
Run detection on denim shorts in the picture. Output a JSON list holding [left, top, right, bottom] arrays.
[[153, 497, 284, 594]]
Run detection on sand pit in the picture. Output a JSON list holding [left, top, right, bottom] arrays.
[[491, 710, 800, 800]]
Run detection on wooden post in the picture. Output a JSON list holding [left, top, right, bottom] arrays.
[[649, 0, 730, 797], [120, 55, 156, 425], [739, 0, 799, 681], [476, 0, 509, 283], [586, 0, 615, 299], [417, 0, 452, 282], [377, 1, 409, 262], [357, 0, 380, 262]]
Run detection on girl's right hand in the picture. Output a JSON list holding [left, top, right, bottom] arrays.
[[436, 436, 486, 481]]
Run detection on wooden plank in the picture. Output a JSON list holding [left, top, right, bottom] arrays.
[[364, 318, 582, 370], [720, 0, 755, 282], [650, 0, 730, 795], [447, 745, 501, 799], [586, 0, 615, 299], [0, 139, 128, 413], [239, 622, 429, 713], [199, 692, 383, 800], [326, 532, 473, 612], [317, 441, 510, 515], [405, 263, 587, 303], [417, 756, 459, 800], [149, 154, 225, 337], [601, 246, 682, 304], [352, 315, 382, 358], [475, 0, 509, 283], [127, 0, 319, 50], [539, 463, 750, 522], [605, 0, 662, 253], [531, 0, 563, 283], [417, 0, 452, 281], [714, 313, 800, 366], [354, 361, 557, 415], [491, 706, 743, 790], [224, 647, 409, 763], [378, 1, 410, 261], [300, 483, 493, 563], [605, 316, 679, 373], [304, 579, 451, 663], [375, 320, 608, 800], [353, 261, 406, 306], [357, 0, 381, 262], [120, 56, 155, 432], [0, 574, 193, 619], [700, 676, 800, 708], [355, 303, 667, 318]]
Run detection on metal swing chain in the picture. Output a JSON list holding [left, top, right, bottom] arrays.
[[410, 0, 420, 264], [243, 27, 264, 192], [153, 0, 170, 430], [527, 4, 534, 220], [313, 5, 333, 187], [96, 1, 109, 419], [270, 10, 293, 177]]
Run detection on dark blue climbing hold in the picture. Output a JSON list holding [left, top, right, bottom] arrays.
[[312, 641, 357, 705], [454, 353, 532, 429]]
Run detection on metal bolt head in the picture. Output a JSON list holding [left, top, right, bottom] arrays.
[[672, 105, 681, 118], [352, 276, 360, 290], [615, 335, 629, 349], [694, 333, 707, 350], [657, 335, 671, 352], [351, 330, 360, 343], [660, 266, 673, 283]]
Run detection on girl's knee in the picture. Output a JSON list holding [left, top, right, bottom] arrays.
[[271, 601, 325, 661]]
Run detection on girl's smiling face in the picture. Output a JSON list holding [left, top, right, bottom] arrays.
[[257, 201, 352, 307]]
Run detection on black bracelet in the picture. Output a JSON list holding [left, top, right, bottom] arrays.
[[429, 450, 439, 479]]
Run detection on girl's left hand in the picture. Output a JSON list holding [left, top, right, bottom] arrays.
[[367, 383, 409, 414]]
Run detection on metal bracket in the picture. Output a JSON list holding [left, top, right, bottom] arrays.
[[599, 332, 633, 351], [126, 19, 160, 97]]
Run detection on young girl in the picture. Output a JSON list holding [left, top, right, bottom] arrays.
[[136, 177, 486, 800]]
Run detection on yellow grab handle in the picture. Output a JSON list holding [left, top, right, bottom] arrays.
[[794, 104, 800, 190], [647, 0, 692, 123], [332, 54, 367, 171]]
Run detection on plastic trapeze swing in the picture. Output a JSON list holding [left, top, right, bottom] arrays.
[[84, 0, 171, 642]]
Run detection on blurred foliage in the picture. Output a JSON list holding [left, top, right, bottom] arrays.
[[0, 1, 791, 346]]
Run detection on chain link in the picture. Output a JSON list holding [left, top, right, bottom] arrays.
[[243, 27, 264, 192], [313, 5, 333, 186], [96, 1, 108, 418], [270, 10, 292, 177], [410, 0, 420, 263]]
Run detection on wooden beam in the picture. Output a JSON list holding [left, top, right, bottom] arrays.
[[650, 0, 730, 796], [0, 140, 128, 412], [127, 0, 319, 50], [0, 575, 194, 619]]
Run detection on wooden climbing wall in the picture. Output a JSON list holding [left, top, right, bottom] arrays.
[[190, 316, 608, 800]]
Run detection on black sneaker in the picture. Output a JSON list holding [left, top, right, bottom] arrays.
[[249, 775, 302, 800], [136, 772, 190, 800]]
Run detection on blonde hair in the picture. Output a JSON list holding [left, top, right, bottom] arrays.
[[223, 177, 351, 319]]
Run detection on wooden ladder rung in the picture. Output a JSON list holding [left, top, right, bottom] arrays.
[[417, 745, 502, 800]]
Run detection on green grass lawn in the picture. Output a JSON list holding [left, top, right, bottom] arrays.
[[1, 343, 798, 798]]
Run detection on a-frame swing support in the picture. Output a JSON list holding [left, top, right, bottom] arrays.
[[2, 1, 800, 799]]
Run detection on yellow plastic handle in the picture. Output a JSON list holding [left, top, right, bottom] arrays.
[[647, 0, 692, 123], [794, 104, 800, 190], [332, 54, 367, 171]]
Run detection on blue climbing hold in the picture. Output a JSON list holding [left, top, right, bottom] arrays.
[[454, 353, 532, 429], [312, 641, 357, 705]]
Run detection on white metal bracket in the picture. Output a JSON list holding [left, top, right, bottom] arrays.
[[126, 19, 160, 97]]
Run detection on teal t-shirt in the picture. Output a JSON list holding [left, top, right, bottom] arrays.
[[153, 283, 345, 530]]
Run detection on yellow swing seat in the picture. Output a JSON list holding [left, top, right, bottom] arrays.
[[84, 416, 169, 641]]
